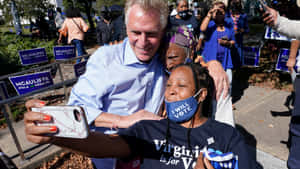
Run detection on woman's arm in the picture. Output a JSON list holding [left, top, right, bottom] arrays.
[[200, 7, 218, 32], [24, 100, 131, 158], [53, 132, 131, 158]]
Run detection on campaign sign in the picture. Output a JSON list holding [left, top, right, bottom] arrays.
[[276, 48, 298, 72], [74, 61, 87, 78], [0, 81, 9, 100], [54, 46, 76, 60], [264, 26, 291, 41], [9, 72, 54, 95], [19, 48, 48, 65], [243, 46, 260, 67]]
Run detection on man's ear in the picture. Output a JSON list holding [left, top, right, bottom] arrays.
[[198, 88, 207, 103]]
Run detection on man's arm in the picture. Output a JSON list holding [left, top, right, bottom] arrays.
[[94, 110, 162, 128], [263, 6, 300, 40], [287, 40, 300, 72], [206, 61, 229, 100], [68, 48, 162, 128]]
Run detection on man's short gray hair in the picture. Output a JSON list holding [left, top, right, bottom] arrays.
[[125, 0, 169, 30]]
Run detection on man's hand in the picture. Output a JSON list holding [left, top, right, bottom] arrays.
[[206, 61, 229, 100], [194, 153, 215, 169], [262, 6, 278, 27], [24, 99, 56, 144], [118, 110, 163, 128], [287, 57, 296, 73]]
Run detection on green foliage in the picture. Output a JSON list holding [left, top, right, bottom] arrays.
[[0, 32, 55, 76], [95, 0, 126, 13], [0, 0, 55, 24]]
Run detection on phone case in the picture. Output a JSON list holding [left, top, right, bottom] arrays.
[[32, 106, 89, 139]]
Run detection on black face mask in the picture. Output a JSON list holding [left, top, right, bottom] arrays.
[[215, 15, 225, 25], [178, 10, 189, 20], [231, 3, 241, 13], [102, 13, 111, 20]]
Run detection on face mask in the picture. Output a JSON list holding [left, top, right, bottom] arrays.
[[231, 3, 240, 13], [165, 89, 203, 123], [214, 15, 225, 24], [178, 10, 189, 20], [102, 13, 110, 20]]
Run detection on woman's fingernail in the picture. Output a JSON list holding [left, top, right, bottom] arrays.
[[50, 126, 57, 132], [43, 115, 51, 121], [40, 101, 45, 106]]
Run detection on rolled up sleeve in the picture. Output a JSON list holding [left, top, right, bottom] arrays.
[[68, 49, 111, 124]]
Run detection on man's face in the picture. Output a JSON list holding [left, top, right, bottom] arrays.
[[126, 4, 164, 62], [165, 43, 187, 72]]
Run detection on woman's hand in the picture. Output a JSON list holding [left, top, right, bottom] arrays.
[[207, 6, 218, 19], [24, 99, 56, 144], [194, 153, 215, 169], [218, 39, 235, 48]]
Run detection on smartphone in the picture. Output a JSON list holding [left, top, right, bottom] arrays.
[[257, 0, 267, 13], [32, 106, 89, 139], [221, 36, 229, 41]]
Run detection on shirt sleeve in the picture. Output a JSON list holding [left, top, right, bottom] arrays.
[[68, 48, 112, 124], [59, 20, 68, 37], [80, 18, 89, 32], [118, 123, 144, 158], [275, 14, 300, 40]]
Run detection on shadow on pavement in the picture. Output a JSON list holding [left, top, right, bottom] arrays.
[[271, 110, 292, 117], [236, 124, 263, 169], [231, 73, 250, 104]]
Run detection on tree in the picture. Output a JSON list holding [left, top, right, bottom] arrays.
[[95, 0, 126, 13], [0, 0, 54, 24]]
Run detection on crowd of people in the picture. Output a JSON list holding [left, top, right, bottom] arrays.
[[20, 0, 300, 169]]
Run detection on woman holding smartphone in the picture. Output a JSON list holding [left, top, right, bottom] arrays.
[[200, 1, 235, 94], [24, 62, 254, 169]]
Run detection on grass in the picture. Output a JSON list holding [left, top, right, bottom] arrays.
[[0, 25, 32, 35]]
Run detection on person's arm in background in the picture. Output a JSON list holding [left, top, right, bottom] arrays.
[[57, 21, 67, 44], [80, 17, 89, 32], [239, 14, 249, 34], [200, 7, 217, 32], [287, 40, 300, 72], [263, 6, 300, 40]]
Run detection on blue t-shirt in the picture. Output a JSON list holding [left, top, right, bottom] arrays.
[[216, 31, 226, 64], [118, 119, 255, 169], [168, 15, 200, 37]]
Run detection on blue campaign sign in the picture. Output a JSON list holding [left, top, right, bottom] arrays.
[[276, 49, 299, 72], [54, 46, 76, 60], [264, 26, 291, 41], [9, 72, 54, 95], [74, 61, 87, 78], [243, 46, 260, 67], [0, 81, 9, 100], [19, 48, 48, 65]]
